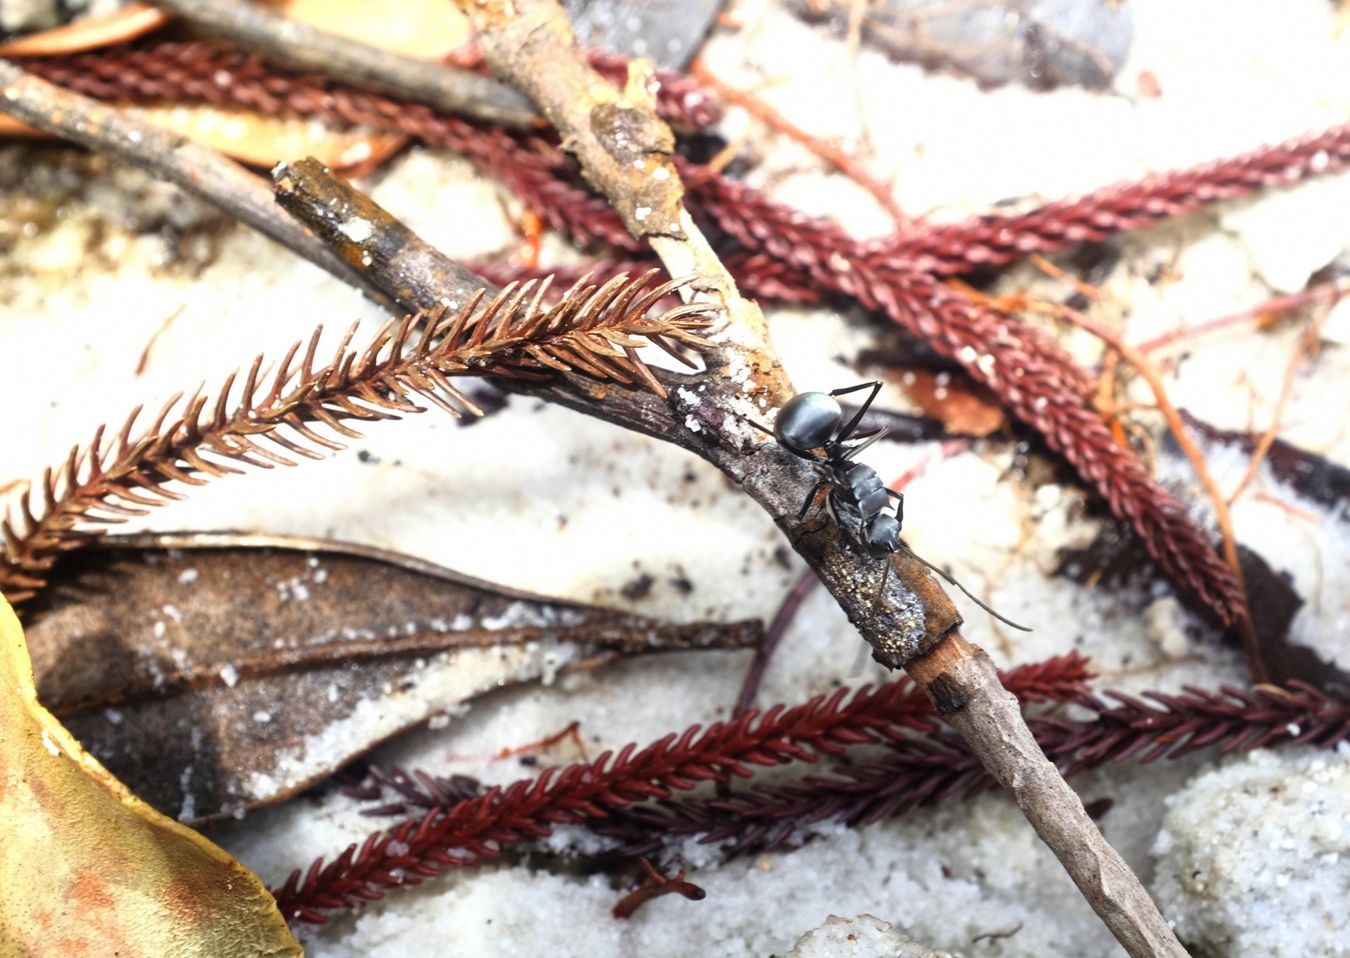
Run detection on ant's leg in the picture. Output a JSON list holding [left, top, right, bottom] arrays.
[[790, 479, 836, 545], [830, 381, 883, 444], [899, 541, 1032, 632], [872, 557, 891, 613], [797, 477, 830, 521], [886, 489, 904, 528], [741, 415, 776, 436], [841, 425, 890, 461]]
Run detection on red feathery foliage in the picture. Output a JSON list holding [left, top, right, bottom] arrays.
[[880, 126, 1350, 275], [689, 168, 1249, 623], [588, 678, 1350, 858], [271, 654, 1093, 922]]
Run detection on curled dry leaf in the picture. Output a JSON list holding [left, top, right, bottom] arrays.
[[0, 593, 301, 956], [129, 105, 410, 174], [0, 4, 169, 57], [21, 533, 761, 823]]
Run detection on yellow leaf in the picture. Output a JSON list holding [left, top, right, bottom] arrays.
[[0, 595, 301, 957]]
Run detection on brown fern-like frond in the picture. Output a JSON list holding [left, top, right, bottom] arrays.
[[0, 271, 714, 604]]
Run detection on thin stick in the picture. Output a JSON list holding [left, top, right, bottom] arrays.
[[0, 61, 395, 311], [895, 631, 1182, 957], [1135, 279, 1350, 354], [1047, 292, 1262, 681], [735, 566, 818, 714], [688, 59, 908, 227], [147, 0, 538, 129], [1226, 309, 1331, 506]]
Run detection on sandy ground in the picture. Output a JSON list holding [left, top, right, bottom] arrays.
[[2, 1, 1349, 955]]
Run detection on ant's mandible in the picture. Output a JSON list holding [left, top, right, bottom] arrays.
[[771, 381, 1031, 632]]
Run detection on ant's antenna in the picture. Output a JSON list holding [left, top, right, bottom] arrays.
[[897, 542, 1033, 632]]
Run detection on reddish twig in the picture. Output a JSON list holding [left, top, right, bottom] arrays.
[[688, 58, 908, 226], [735, 567, 819, 715], [1135, 279, 1350, 355], [611, 858, 706, 919]]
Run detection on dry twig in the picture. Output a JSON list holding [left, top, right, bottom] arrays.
[[0, 60, 392, 308], [147, 0, 538, 128]]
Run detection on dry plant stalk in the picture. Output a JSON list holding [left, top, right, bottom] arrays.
[[0, 59, 392, 308], [148, 0, 539, 128], [0, 272, 712, 602]]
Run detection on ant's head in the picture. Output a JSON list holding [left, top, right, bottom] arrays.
[[774, 391, 841, 459]]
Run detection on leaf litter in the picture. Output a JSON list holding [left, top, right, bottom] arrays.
[[21, 532, 761, 824]]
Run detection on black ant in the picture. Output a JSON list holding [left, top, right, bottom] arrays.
[[769, 381, 1031, 632]]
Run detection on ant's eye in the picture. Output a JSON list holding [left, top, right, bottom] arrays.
[[775, 392, 841, 453]]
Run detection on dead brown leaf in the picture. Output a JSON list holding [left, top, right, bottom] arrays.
[[897, 368, 1008, 437], [23, 532, 760, 823]]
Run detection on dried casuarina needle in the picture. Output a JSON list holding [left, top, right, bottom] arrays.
[[688, 58, 908, 227], [272, 655, 1092, 920], [0, 272, 713, 603]]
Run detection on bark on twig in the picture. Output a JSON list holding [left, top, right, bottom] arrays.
[[273, 158, 488, 313], [456, 0, 772, 366], [908, 633, 1188, 957], [0, 61, 394, 310], [148, 0, 538, 128]]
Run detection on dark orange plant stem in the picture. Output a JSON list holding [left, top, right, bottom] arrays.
[[611, 858, 706, 919], [689, 59, 909, 226]]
